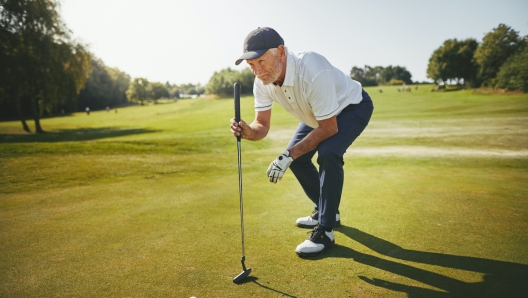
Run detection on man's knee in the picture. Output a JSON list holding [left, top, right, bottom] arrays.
[[290, 155, 314, 172], [317, 150, 344, 167]]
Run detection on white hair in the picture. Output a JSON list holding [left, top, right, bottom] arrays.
[[268, 48, 279, 57]]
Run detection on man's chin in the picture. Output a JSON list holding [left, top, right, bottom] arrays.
[[258, 77, 273, 85]]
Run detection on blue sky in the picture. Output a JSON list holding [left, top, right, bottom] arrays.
[[61, 0, 528, 85]]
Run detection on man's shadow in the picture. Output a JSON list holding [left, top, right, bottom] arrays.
[[308, 226, 528, 297]]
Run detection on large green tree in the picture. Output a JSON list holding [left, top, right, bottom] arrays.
[[126, 78, 150, 105], [379, 66, 412, 84], [427, 38, 479, 86], [150, 82, 170, 103], [496, 46, 528, 92], [0, 0, 91, 133], [474, 24, 526, 86], [350, 65, 382, 86], [455, 39, 480, 87]]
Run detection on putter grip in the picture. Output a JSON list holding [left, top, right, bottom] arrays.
[[234, 83, 241, 121], [234, 83, 241, 141]]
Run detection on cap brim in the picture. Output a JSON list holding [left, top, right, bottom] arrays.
[[235, 49, 269, 65]]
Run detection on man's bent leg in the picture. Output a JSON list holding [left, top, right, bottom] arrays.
[[317, 91, 374, 229]]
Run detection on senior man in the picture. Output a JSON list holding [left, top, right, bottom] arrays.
[[230, 27, 373, 257]]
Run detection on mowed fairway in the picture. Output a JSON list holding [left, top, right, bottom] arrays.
[[1, 86, 527, 297]]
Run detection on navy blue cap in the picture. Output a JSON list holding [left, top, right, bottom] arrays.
[[235, 27, 284, 65]]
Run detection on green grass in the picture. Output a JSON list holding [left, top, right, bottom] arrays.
[[1, 85, 527, 297]]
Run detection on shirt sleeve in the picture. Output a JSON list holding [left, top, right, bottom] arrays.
[[253, 79, 273, 111], [304, 56, 339, 121]]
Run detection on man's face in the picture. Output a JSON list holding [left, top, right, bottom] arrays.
[[247, 49, 283, 85]]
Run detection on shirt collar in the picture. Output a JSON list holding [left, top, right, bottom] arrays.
[[282, 50, 295, 86]]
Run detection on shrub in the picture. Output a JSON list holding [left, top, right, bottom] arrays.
[[388, 79, 404, 86], [495, 47, 528, 92]]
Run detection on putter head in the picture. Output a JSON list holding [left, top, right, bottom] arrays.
[[233, 268, 252, 284]]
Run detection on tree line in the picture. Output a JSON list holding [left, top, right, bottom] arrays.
[[75, 55, 206, 109], [2, 1, 526, 134], [427, 24, 527, 91], [205, 65, 415, 96], [349, 65, 413, 86], [0, 0, 421, 134], [205, 68, 254, 96]]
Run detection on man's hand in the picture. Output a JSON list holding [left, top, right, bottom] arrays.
[[230, 118, 249, 139], [229, 110, 272, 141], [266, 150, 293, 183]]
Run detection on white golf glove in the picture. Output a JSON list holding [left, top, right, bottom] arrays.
[[266, 150, 293, 183]]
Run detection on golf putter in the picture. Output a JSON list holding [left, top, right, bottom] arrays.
[[233, 83, 252, 284]]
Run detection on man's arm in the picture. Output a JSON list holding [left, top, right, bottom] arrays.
[[230, 109, 271, 141], [288, 116, 338, 159]]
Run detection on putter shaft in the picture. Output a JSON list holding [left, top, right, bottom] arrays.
[[237, 139, 245, 258]]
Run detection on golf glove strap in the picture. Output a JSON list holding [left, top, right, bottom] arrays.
[[267, 150, 293, 183]]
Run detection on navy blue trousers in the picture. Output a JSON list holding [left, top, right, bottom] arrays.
[[287, 90, 374, 229]]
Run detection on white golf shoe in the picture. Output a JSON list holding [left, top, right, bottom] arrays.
[[295, 225, 335, 257], [296, 209, 340, 228]]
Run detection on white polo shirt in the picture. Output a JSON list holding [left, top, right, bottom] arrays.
[[254, 50, 363, 128]]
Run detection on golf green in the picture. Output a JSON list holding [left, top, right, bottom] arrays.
[[1, 85, 527, 297]]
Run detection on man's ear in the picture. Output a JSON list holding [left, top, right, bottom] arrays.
[[278, 45, 285, 57]]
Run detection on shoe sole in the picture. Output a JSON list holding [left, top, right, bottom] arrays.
[[295, 242, 336, 258], [296, 220, 341, 229]]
